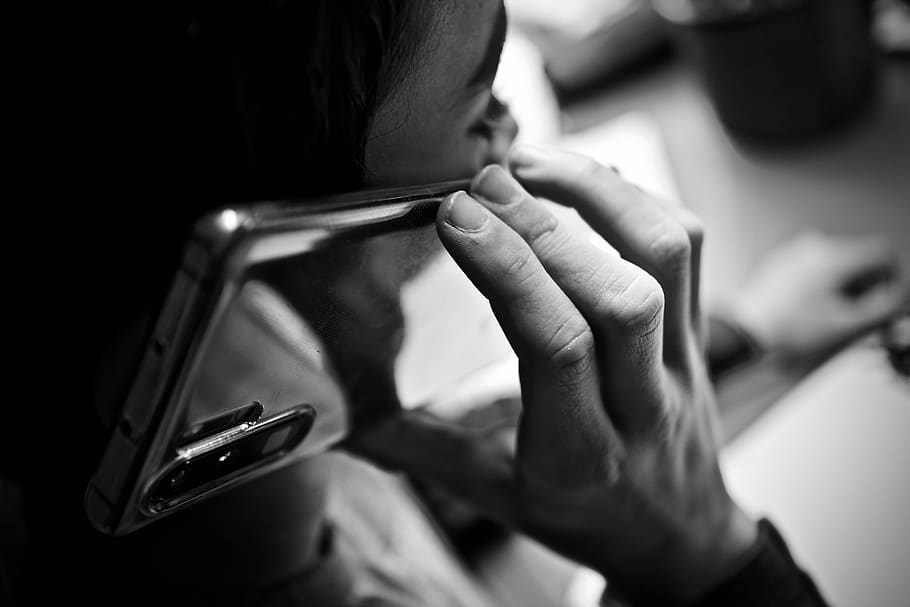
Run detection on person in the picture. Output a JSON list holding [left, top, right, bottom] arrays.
[[3, 1, 906, 606]]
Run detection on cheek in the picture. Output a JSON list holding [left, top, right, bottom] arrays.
[[365, 124, 486, 187], [418, 137, 488, 182]]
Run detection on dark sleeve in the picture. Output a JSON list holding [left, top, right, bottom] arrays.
[[687, 518, 830, 607], [705, 313, 763, 381]]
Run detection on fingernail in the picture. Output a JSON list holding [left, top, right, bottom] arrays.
[[508, 144, 552, 168], [474, 165, 522, 205], [444, 191, 488, 232]]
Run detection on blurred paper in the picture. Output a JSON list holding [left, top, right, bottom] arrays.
[[721, 345, 910, 607], [396, 251, 516, 411], [559, 111, 681, 203]]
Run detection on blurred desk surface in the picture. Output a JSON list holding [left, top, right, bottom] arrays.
[[561, 56, 910, 606], [563, 56, 910, 295]]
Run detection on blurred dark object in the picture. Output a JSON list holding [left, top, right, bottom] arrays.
[[509, 0, 671, 95], [884, 311, 910, 379], [652, 0, 878, 141]]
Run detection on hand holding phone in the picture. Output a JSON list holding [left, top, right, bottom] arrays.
[[86, 178, 522, 535], [351, 149, 758, 606]]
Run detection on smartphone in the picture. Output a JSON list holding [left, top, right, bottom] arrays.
[[84, 179, 519, 536]]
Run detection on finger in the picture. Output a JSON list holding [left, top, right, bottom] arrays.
[[653, 197, 706, 347], [344, 410, 518, 521], [850, 281, 910, 330], [436, 191, 620, 482], [468, 165, 667, 435], [509, 144, 695, 367], [831, 236, 902, 296]]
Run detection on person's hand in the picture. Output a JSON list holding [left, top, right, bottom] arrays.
[[349, 146, 757, 606], [726, 231, 908, 362]]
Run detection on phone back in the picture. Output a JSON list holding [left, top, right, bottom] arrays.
[[85, 181, 517, 535]]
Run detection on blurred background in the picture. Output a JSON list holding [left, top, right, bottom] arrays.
[[478, 1, 910, 606], [2, 2, 907, 606]]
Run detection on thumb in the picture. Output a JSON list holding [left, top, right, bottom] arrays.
[[852, 281, 909, 330], [342, 409, 519, 522]]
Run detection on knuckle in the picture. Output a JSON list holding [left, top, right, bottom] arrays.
[[573, 155, 619, 190], [610, 273, 665, 336], [575, 155, 606, 179], [650, 225, 692, 276], [644, 404, 678, 442], [523, 212, 562, 251], [544, 321, 597, 386], [502, 247, 537, 286]]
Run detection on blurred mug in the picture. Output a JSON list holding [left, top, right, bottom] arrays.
[[652, 0, 877, 140]]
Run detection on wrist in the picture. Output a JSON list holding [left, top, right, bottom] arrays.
[[598, 501, 759, 607], [674, 502, 760, 606], [684, 518, 830, 607]]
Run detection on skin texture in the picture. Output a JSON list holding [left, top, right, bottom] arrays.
[[365, 0, 517, 186], [353, 149, 758, 605]]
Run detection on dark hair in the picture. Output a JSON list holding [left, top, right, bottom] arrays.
[[106, 0, 428, 272], [10, 0, 434, 479], [104, 0, 431, 346]]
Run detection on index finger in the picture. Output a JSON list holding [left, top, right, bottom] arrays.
[[509, 145, 697, 366], [468, 165, 667, 435], [437, 191, 619, 487]]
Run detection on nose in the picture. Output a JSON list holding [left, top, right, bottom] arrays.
[[485, 110, 520, 167], [503, 109, 520, 143]]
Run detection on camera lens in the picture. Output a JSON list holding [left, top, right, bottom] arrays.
[[154, 465, 191, 502], [168, 468, 187, 488], [147, 406, 315, 510], [261, 425, 293, 456]]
